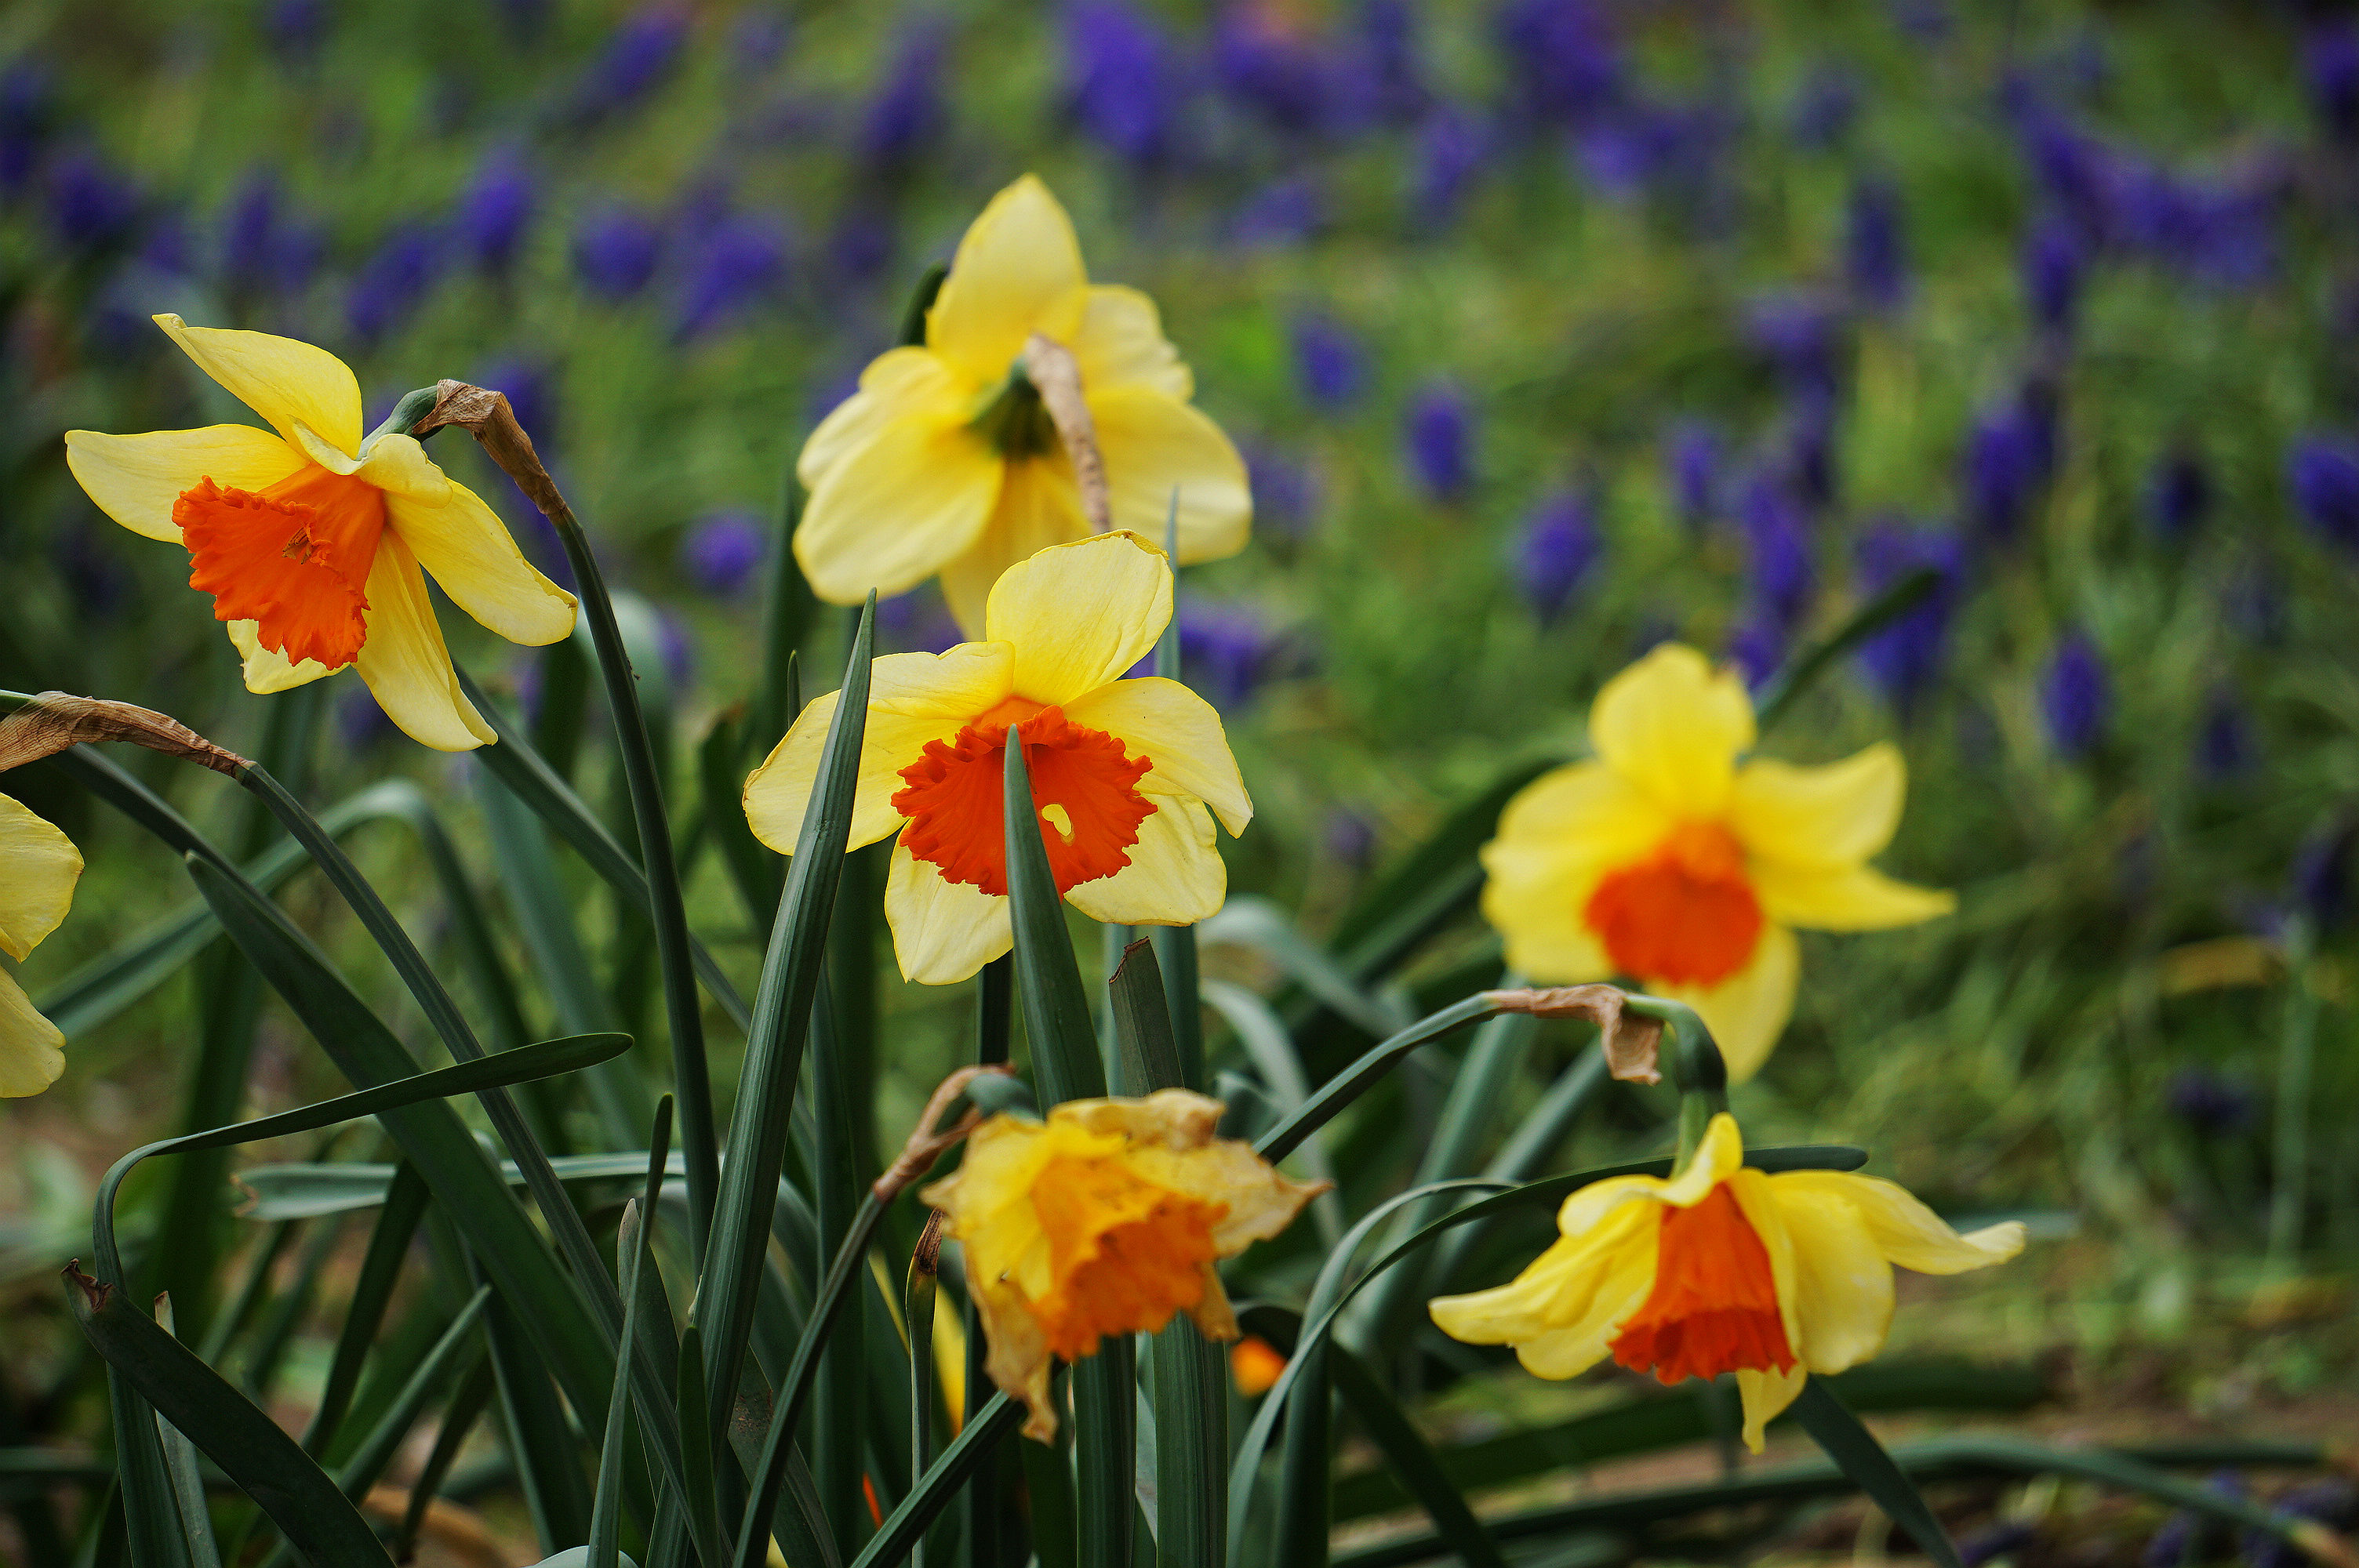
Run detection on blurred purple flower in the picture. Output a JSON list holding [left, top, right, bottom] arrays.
[[346, 223, 444, 346], [878, 586, 962, 655], [1790, 65, 1858, 149], [2197, 687, 2251, 779], [2308, 21, 2359, 145], [220, 171, 319, 299], [1664, 419, 1721, 529], [1576, 100, 1728, 205], [731, 8, 792, 77], [1846, 175, 1908, 310], [861, 21, 947, 175], [266, 0, 329, 64], [2014, 96, 2281, 289], [1412, 105, 1485, 230], [575, 6, 689, 122], [1292, 312, 1365, 411], [478, 359, 558, 449], [2289, 435, 2359, 555], [1727, 612, 1787, 690], [1743, 292, 1842, 406], [456, 147, 536, 278], [681, 510, 767, 597], [1243, 441, 1320, 538], [1405, 378, 1474, 500], [2041, 630, 2107, 758], [2242, 1481, 2357, 1568], [1065, 0, 1189, 172], [1513, 490, 1600, 625], [1180, 601, 1282, 709], [1325, 807, 1377, 870], [1213, 5, 1336, 139], [336, 681, 401, 750], [1957, 1522, 2036, 1568], [573, 207, 663, 301], [55, 517, 132, 619], [1495, 0, 1620, 132], [1962, 387, 2057, 546], [656, 610, 695, 692], [0, 63, 54, 197], [1854, 521, 1964, 713], [2022, 215, 2085, 336], [1788, 395, 1837, 510], [1891, 0, 1952, 43], [2292, 818, 2358, 934], [674, 214, 788, 341], [2144, 1472, 2246, 1567], [46, 148, 139, 253], [826, 205, 896, 287], [2146, 446, 2210, 541], [1354, 0, 1429, 125], [1230, 176, 1326, 249], [1737, 471, 1813, 633]]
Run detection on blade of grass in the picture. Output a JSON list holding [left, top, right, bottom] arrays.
[[1201, 899, 1406, 1038], [965, 957, 1018, 1568], [148, 1298, 220, 1568], [301, 1161, 431, 1457], [1751, 566, 1939, 733], [392, 1355, 496, 1563], [1789, 1379, 1961, 1568], [593, 1200, 650, 1568], [849, 1396, 1028, 1568], [1327, 1344, 1505, 1568], [1252, 995, 1500, 1163]]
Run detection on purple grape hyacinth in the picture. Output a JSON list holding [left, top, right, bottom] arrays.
[[1854, 521, 1964, 713], [2289, 435, 2359, 556], [2041, 630, 2108, 758], [1065, 0, 1190, 172], [573, 207, 664, 302], [456, 147, 536, 279], [1405, 379, 1474, 501], [682, 510, 768, 597], [1292, 312, 1366, 411], [1664, 420, 1721, 530], [1514, 491, 1601, 625], [1846, 174, 1909, 311], [346, 223, 444, 346]]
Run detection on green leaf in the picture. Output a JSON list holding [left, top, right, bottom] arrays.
[[1328, 1344, 1504, 1568], [68, 1269, 391, 1566], [1789, 1379, 1961, 1568], [233, 1151, 679, 1221], [1002, 737, 1107, 1107], [674, 1323, 722, 1560], [1201, 899, 1406, 1039], [1147, 926, 1205, 1090], [894, 263, 950, 348], [391, 1356, 496, 1563], [903, 1222, 942, 1568], [1751, 566, 1940, 734], [148, 1298, 221, 1568], [1252, 996, 1499, 1163], [750, 480, 817, 759], [1019, 1410, 1078, 1568], [302, 1162, 429, 1457], [1107, 938, 1186, 1098], [812, 982, 871, 1555], [593, 1198, 650, 1568]]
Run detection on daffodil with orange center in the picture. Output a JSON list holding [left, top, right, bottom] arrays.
[[1481, 644, 1954, 1080], [743, 531, 1250, 984], [65, 316, 577, 750], [0, 793, 83, 1097], [922, 1089, 1325, 1442], [1430, 1113, 2023, 1450], [794, 174, 1251, 635]]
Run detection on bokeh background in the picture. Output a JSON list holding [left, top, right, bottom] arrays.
[[5, 0, 2359, 1555]]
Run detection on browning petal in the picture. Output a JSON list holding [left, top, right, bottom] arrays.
[[1481, 984, 1665, 1084], [0, 692, 249, 778]]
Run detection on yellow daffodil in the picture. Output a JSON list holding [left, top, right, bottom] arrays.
[[922, 1088, 1325, 1442], [1430, 1113, 2023, 1450], [1481, 644, 1953, 1080], [0, 793, 84, 1096], [744, 531, 1250, 984], [64, 316, 577, 751], [794, 174, 1250, 635]]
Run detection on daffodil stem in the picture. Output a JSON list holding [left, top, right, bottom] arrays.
[[1620, 994, 1728, 1172], [2267, 916, 2319, 1272]]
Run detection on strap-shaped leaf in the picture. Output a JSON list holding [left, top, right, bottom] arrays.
[[301, 1160, 431, 1457], [1790, 1379, 1961, 1568], [1751, 566, 1941, 733], [1328, 1342, 1506, 1568], [1253, 995, 1499, 1163]]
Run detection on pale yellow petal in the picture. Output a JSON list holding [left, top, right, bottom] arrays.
[[987, 530, 1170, 706], [1761, 1179, 1893, 1374], [1734, 1364, 1807, 1453], [1063, 795, 1224, 927], [1429, 1202, 1654, 1356], [798, 347, 970, 488], [227, 622, 343, 691], [1071, 285, 1191, 400], [1774, 1172, 2026, 1276], [1060, 677, 1251, 834], [0, 972, 65, 1098], [1729, 745, 1906, 869], [742, 644, 1013, 855], [349, 430, 452, 502], [1089, 388, 1251, 564], [1653, 922, 1797, 1083], [1750, 862, 1955, 932], [385, 483, 576, 647], [64, 426, 304, 542], [153, 314, 362, 453], [1728, 1166, 1805, 1363], [0, 795, 82, 962], [350, 533, 497, 752], [1128, 1145, 1325, 1254], [1509, 1237, 1658, 1380], [941, 455, 1090, 638], [1557, 1112, 1743, 1240], [1480, 763, 1674, 984], [964, 1253, 1059, 1443], [1588, 644, 1756, 817], [927, 175, 1090, 383], [795, 408, 1002, 606], [885, 842, 1013, 984]]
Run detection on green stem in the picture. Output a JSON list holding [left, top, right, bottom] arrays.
[[2268, 916, 2319, 1272]]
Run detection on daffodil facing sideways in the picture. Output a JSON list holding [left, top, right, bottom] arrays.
[[794, 174, 1251, 635], [1481, 644, 1954, 1080], [921, 1088, 1326, 1442], [0, 793, 83, 1096], [64, 317, 578, 751], [743, 531, 1250, 984], [1430, 1113, 2023, 1450]]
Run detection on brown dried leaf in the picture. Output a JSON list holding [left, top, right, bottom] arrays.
[[0, 692, 248, 778], [413, 379, 568, 521], [1481, 984, 1664, 1084], [1023, 331, 1111, 531]]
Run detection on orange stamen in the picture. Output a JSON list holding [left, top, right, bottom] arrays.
[[892, 705, 1155, 897], [1027, 1152, 1226, 1362], [174, 465, 387, 669], [1582, 821, 1762, 986], [1609, 1184, 1795, 1385]]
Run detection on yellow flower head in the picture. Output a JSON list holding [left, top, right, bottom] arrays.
[[794, 174, 1251, 636], [64, 316, 578, 751], [743, 531, 1251, 985], [0, 793, 84, 1097], [1481, 644, 1954, 1080], [921, 1088, 1325, 1443], [1430, 1113, 2023, 1451]]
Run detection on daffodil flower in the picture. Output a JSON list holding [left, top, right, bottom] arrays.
[[0, 793, 83, 1096], [1481, 644, 1954, 1080], [1430, 1113, 2023, 1450], [65, 316, 577, 751], [743, 531, 1250, 984], [921, 1088, 1326, 1442], [794, 175, 1251, 635]]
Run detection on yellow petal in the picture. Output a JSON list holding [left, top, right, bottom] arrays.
[[1481, 762, 1671, 985], [987, 530, 1171, 706], [1653, 922, 1797, 1083], [885, 841, 1014, 984], [153, 314, 363, 454], [1071, 285, 1191, 400], [1589, 644, 1755, 817], [1761, 1178, 1893, 1374], [350, 431, 453, 503], [798, 347, 970, 488], [940, 455, 1090, 638], [1428, 1202, 1653, 1359], [227, 622, 343, 691], [1089, 387, 1251, 564], [1734, 1364, 1807, 1453], [64, 426, 304, 542], [0, 794, 82, 963], [1774, 1172, 2026, 1276], [1729, 744, 1906, 869], [1750, 862, 1954, 932], [350, 533, 497, 751], [794, 408, 1001, 605], [1063, 795, 1224, 927], [1060, 677, 1252, 835], [1557, 1112, 1743, 1241], [1727, 1166, 1805, 1366], [386, 482, 576, 647], [927, 175, 1090, 384], [0, 972, 65, 1098], [1508, 1236, 1658, 1380], [742, 644, 1014, 855]]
